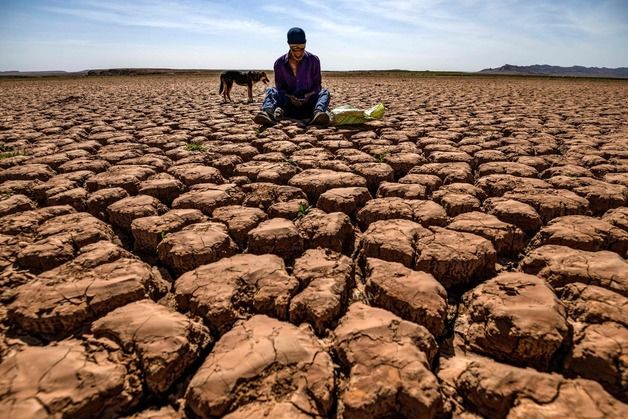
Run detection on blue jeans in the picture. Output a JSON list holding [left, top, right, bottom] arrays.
[[261, 88, 330, 119]]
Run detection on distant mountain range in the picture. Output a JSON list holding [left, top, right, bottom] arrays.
[[479, 64, 628, 78], [2, 65, 628, 78]]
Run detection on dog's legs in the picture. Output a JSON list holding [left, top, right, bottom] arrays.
[[226, 80, 233, 101], [220, 78, 228, 102]]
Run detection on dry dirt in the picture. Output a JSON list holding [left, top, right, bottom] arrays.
[[0, 74, 627, 418]]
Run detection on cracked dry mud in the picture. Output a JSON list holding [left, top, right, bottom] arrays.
[[0, 74, 627, 418]]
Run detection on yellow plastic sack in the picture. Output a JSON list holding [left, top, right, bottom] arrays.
[[330, 103, 385, 125]]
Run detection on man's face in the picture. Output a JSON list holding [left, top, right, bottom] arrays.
[[289, 44, 306, 60]]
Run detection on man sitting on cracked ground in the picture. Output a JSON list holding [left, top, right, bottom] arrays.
[[254, 27, 331, 127]]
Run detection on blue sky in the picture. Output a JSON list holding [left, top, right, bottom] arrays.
[[1, 0, 627, 71]]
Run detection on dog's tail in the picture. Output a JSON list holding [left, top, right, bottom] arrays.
[[219, 74, 224, 94]]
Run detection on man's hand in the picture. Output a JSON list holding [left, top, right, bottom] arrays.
[[287, 91, 316, 107]]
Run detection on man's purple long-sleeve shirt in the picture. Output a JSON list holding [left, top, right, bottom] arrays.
[[273, 51, 322, 98]]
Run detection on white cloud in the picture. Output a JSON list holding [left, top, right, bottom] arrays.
[[43, 0, 282, 35]]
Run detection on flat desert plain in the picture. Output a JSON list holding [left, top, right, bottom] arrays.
[[0, 74, 627, 418]]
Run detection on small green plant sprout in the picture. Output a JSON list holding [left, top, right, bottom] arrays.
[[373, 151, 389, 163], [0, 144, 21, 159], [184, 142, 207, 152], [254, 127, 261, 136], [160, 230, 168, 240], [283, 156, 297, 166], [296, 202, 311, 219]]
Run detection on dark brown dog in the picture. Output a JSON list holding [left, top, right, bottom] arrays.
[[219, 70, 269, 103]]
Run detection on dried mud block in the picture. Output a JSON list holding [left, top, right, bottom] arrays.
[[547, 176, 628, 214], [86, 187, 129, 219], [473, 149, 508, 165], [359, 219, 429, 268], [376, 181, 427, 199], [365, 258, 447, 337], [475, 174, 551, 197], [175, 254, 299, 333], [234, 161, 298, 184], [455, 272, 569, 370], [434, 182, 487, 201], [0, 194, 36, 218], [172, 183, 244, 215], [432, 183, 486, 217], [408, 162, 473, 184], [0, 205, 75, 236], [296, 209, 354, 254], [58, 157, 110, 173], [0, 163, 56, 182], [559, 283, 627, 327], [0, 179, 42, 198], [119, 154, 172, 172], [542, 164, 593, 178], [168, 163, 225, 186], [605, 172, 628, 187], [137, 177, 185, 204], [107, 195, 168, 231], [316, 186, 372, 216], [565, 321, 627, 401], [289, 248, 354, 334], [16, 212, 118, 272], [351, 162, 394, 191], [502, 187, 590, 223], [438, 355, 627, 419], [602, 207, 628, 232], [16, 235, 74, 272], [262, 139, 299, 154], [241, 182, 307, 210], [157, 221, 237, 274], [37, 241, 135, 279], [415, 227, 496, 289], [8, 258, 157, 337], [267, 198, 308, 219], [131, 209, 206, 253], [185, 315, 334, 418], [333, 303, 442, 419], [447, 211, 526, 256], [0, 339, 142, 418], [429, 150, 473, 164], [211, 205, 267, 248], [384, 152, 426, 177], [357, 197, 447, 230], [520, 245, 628, 297], [288, 169, 367, 201], [92, 299, 212, 393], [247, 218, 304, 260], [483, 197, 543, 235], [31, 176, 78, 203], [47, 187, 88, 210], [37, 212, 117, 246], [478, 162, 539, 178], [434, 192, 481, 217], [398, 173, 442, 194], [0, 233, 24, 272], [85, 165, 156, 194], [530, 215, 628, 257]]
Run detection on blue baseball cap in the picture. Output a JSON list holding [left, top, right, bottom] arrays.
[[287, 27, 306, 44]]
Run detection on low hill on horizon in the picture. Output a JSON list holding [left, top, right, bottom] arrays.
[[480, 64, 628, 78], [3, 65, 628, 79]]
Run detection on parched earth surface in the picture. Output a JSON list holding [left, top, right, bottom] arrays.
[[1, 74, 627, 418]]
